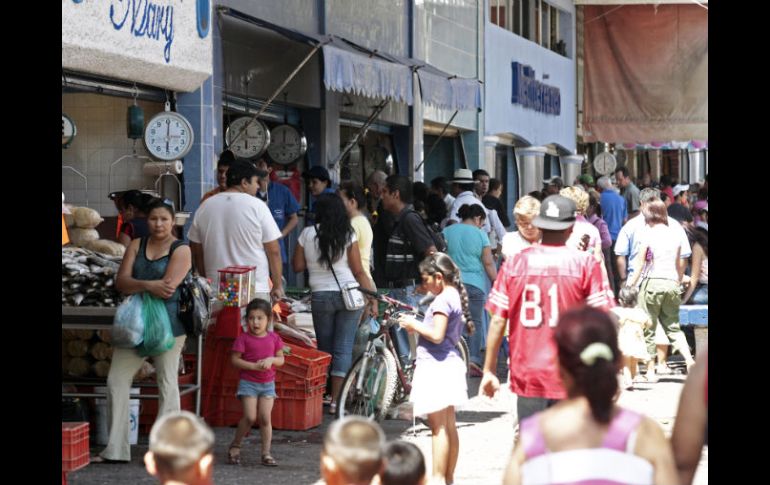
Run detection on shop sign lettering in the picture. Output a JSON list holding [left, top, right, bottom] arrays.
[[73, 0, 175, 64], [511, 62, 561, 115]]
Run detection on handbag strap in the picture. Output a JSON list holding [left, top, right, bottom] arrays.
[[168, 239, 195, 278]]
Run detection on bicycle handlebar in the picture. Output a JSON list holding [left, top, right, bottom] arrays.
[[358, 287, 421, 314]]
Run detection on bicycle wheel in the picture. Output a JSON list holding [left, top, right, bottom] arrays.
[[337, 350, 398, 422], [456, 336, 470, 376]]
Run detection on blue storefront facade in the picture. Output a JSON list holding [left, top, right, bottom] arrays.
[[484, 0, 582, 219]]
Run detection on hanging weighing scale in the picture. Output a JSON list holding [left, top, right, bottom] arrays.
[[267, 94, 307, 165], [62, 114, 77, 148], [144, 101, 195, 161]]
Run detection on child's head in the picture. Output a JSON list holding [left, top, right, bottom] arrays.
[[554, 307, 621, 424], [144, 411, 215, 485], [380, 440, 426, 485], [617, 286, 639, 308], [321, 416, 385, 485], [418, 253, 475, 335], [245, 298, 273, 336]]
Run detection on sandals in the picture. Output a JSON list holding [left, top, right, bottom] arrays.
[[227, 444, 241, 465], [261, 454, 277, 467], [328, 401, 338, 415]]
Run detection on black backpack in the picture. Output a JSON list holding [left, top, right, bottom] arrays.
[[404, 209, 448, 253]]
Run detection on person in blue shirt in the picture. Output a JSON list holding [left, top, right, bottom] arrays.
[[597, 175, 627, 296], [256, 159, 300, 270]]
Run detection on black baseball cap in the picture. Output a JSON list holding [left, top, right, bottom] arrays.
[[303, 165, 331, 182], [532, 195, 576, 230]]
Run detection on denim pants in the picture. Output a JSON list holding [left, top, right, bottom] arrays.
[[311, 291, 364, 378], [386, 285, 422, 365], [690, 284, 708, 304], [464, 284, 487, 367]]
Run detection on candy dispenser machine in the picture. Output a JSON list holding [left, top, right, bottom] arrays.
[[217, 266, 257, 307]]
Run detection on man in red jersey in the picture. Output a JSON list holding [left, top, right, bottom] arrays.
[[479, 195, 613, 425]]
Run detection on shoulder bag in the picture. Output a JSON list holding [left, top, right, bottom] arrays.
[[170, 240, 213, 337]]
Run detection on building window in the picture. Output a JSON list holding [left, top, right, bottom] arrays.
[[491, 0, 506, 29], [491, 1, 570, 58]]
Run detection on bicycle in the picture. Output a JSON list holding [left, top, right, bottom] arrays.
[[336, 288, 470, 421]]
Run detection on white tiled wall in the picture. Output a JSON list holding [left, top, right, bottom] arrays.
[[62, 93, 165, 216]]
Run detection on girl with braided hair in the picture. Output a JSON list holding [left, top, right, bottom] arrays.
[[398, 252, 472, 485]]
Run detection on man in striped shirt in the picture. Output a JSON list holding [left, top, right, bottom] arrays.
[[480, 195, 613, 425]]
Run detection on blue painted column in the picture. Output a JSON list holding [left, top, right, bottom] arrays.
[[176, 11, 223, 224]]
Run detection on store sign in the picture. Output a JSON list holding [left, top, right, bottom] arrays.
[[511, 62, 561, 115], [63, 0, 213, 92]]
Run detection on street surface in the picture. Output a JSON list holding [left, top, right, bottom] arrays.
[[68, 370, 706, 485]]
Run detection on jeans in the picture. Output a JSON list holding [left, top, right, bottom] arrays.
[[311, 291, 365, 378], [386, 285, 421, 365], [464, 284, 487, 367], [690, 284, 708, 305]]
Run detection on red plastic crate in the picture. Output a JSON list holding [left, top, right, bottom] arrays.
[[139, 372, 196, 435], [212, 306, 243, 339], [275, 379, 326, 400], [280, 343, 332, 381], [202, 383, 243, 427], [275, 372, 326, 394], [271, 392, 323, 431], [62, 422, 90, 472]]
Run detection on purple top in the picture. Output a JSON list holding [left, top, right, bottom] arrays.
[[587, 214, 613, 249], [232, 332, 284, 383], [416, 286, 464, 362]]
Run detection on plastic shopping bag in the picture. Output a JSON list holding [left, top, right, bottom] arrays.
[[136, 293, 175, 357], [111, 294, 145, 348]]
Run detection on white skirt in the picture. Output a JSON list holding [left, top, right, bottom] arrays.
[[409, 354, 468, 417]]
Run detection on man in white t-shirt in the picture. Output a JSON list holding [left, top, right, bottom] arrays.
[[189, 158, 284, 302], [614, 187, 691, 286]]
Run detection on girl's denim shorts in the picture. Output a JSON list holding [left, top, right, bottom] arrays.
[[236, 379, 277, 398]]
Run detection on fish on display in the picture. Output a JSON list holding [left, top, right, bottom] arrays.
[[62, 247, 124, 307]]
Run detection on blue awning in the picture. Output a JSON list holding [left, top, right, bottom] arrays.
[[380, 51, 481, 111], [322, 42, 413, 105], [416, 68, 481, 111], [219, 7, 480, 111]]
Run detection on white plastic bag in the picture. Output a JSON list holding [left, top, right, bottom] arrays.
[[111, 294, 144, 348]]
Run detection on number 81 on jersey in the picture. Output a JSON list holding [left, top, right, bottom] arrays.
[[520, 284, 559, 327]]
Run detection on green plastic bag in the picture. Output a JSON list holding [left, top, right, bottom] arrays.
[[137, 293, 175, 357]]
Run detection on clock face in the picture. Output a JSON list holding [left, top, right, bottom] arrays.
[[226, 117, 271, 159], [267, 124, 307, 165], [62, 114, 76, 148], [144, 112, 194, 161], [593, 152, 617, 175]]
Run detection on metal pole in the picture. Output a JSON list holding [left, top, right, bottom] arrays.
[[329, 99, 390, 169], [229, 41, 327, 146], [415, 109, 458, 172]]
